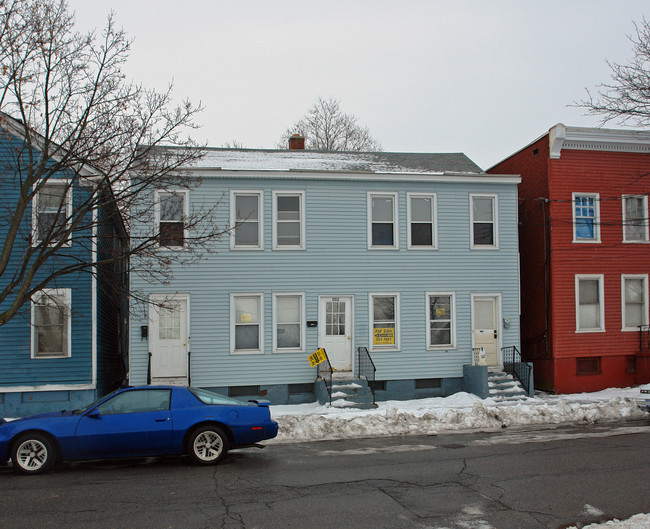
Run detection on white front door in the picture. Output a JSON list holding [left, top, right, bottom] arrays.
[[319, 296, 353, 371], [150, 295, 189, 382], [473, 295, 500, 367]]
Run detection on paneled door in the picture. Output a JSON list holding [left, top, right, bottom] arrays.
[[319, 296, 353, 371]]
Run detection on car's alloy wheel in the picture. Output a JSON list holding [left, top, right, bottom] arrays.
[[12, 434, 56, 475], [189, 426, 228, 465]]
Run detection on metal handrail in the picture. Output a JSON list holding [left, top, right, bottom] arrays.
[[356, 346, 376, 405], [187, 351, 192, 386], [147, 352, 152, 385], [317, 349, 333, 406], [640, 325, 650, 352], [502, 345, 532, 395]]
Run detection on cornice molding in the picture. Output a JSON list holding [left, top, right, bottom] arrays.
[[549, 123, 650, 158]]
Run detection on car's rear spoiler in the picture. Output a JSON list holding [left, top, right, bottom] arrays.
[[0, 418, 6, 425], [248, 399, 271, 407]]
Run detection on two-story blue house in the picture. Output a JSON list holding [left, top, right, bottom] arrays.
[[128, 143, 522, 404], [0, 113, 128, 417]]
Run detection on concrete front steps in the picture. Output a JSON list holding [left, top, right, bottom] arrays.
[[317, 374, 377, 409], [488, 371, 528, 403]]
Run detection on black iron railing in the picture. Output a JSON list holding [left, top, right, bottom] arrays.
[[147, 352, 152, 385], [318, 349, 333, 406], [357, 346, 376, 405], [640, 325, 650, 352], [187, 351, 192, 386], [502, 345, 532, 396]]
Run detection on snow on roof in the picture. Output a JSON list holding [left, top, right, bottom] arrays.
[[187, 148, 485, 175]]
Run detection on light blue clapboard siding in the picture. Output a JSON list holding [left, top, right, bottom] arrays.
[[130, 172, 520, 389]]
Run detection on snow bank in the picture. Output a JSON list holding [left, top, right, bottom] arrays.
[[566, 513, 650, 528], [272, 391, 647, 443]]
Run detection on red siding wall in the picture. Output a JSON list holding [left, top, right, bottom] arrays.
[[491, 139, 650, 393]]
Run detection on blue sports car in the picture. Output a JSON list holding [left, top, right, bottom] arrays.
[[0, 385, 278, 474]]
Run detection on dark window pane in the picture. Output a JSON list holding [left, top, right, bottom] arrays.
[[277, 323, 300, 348], [473, 223, 494, 245], [235, 223, 259, 246], [159, 222, 184, 247], [411, 223, 432, 246], [277, 222, 300, 246], [236, 325, 259, 350], [373, 297, 395, 320], [372, 223, 394, 246]]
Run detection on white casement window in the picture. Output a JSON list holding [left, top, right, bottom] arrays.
[[32, 181, 72, 247], [622, 195, 648, 243], [231, 294, 263, 353], [231, 191, 263, 249], [31, 289, 71, 358], [370, 293, 399, 350], [470, 194, 498, 249], [155, 190, 188, 249], [368, 192, 398, 249], [573, 193, 600, 242], [273, 191, 305, 250], [426, 292, 456, 348], [575, 275, 605, 332], [408, 193, 437, 249], [273, 293, 305, 352], [622, 275, 648, 331]]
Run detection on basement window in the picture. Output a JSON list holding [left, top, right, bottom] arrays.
[[576, 357, 601, 376], [228, 385, 259, 397], [415, 378, 442, 389], [289, 383, 314, 395]]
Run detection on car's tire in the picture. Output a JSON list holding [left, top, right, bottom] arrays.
[[187, 425, 229, 465], [11, 433, 57, 475]]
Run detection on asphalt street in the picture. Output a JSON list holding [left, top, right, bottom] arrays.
[[1, 418, 649, 529]]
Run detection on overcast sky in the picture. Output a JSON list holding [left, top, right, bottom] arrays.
[[67, 0, 648, 170]]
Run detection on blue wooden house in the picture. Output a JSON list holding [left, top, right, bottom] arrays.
[[0, 113, 128, 417], [128, 144, 522, 404]]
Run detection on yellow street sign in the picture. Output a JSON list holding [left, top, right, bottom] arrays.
[[308, 348, 327, 367]]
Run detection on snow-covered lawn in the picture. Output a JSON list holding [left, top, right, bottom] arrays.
[[270, 384, 650, 443]]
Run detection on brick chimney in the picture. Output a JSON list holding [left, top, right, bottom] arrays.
[[289, 134, 305, 150]]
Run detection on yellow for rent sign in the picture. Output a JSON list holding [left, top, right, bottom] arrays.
[[373, 327, 395, 345], [308, 348, 327, 367]]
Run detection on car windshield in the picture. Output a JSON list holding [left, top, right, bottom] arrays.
[[72, 388, 121, 414], [188, 387, 247, 406]]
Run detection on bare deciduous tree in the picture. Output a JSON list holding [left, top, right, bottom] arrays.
[[278, 97, 382, 152], [0, 0, 226, 326], [578, 17, 650, 126]]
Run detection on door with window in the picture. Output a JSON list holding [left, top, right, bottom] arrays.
[[319, 296, 353, 371], [149, 295, 189, 383], [473, 295, 500, 367]]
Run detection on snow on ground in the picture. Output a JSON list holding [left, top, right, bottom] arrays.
[[565, 513, 650, 529], [270, 383, 650, 443]]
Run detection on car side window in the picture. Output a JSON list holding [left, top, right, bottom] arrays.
[[97, 389, 171, 415]]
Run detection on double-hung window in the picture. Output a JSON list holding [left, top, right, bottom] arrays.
[[408, 193, 437, 248], [156, 190, 187, 248], [231, 294, 263, 353], [470, 194, 498, 248], [32, 289, 71, 358], [273, 293, 304, 352], [370, 293, 399, 350], [573, 193, 600, 242], [33, 181, 72, 246], [622, 275, 648, 331], [575, 275, 604, 332], [273, 191, 304, 249], [622, 195, 648, 242], [368, 193, 398, 249], [231, 191, 263, 249], [427, 293, 455, 348]]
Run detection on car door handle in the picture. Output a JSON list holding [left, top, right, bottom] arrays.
[[155, 418, 170, 422]]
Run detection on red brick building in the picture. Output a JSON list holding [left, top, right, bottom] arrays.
[[489, 124, 650, 393]]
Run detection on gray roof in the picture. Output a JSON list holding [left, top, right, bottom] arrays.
[[188, 148, 484, 175]]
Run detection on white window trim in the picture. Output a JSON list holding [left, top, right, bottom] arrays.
[[622, 194, 649, 243], [31, 288, 72, 358], [425, 291, 456, 349], [367, 192, 399, 250], [230, 190, 264, 250], [154, 189, 189, 250], [572, 192, 601, 243], [621, 274, 649, 331], [230, 293, 264, 354], [272, 292, 306, 353], [407, 192, 438, 249], [575, 274, 605, 333], [469, 193, 499, 249], [272, 191, 305, 250], [32, 180, 73, 247], [369, 292, 401, 352]]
